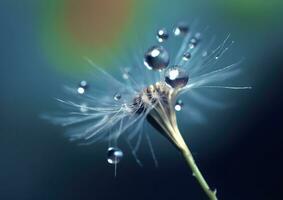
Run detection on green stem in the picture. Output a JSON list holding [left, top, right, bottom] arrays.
[[181, 145, 218, 200]]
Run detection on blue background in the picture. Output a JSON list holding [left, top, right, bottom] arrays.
[[0, 1, 283, 199]]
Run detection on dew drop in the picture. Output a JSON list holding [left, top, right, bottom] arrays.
[[107, 147, 123, 164], [182, 52, 191, 61], [79, 80, 88, 88], [113, 93, 122, 101], [165, 66, 189, 88], [156, 28, 169, 42], [122, 73, 129, 80], [188, 37, 199, 49], [77, 80, 88, 94], [195, 32, 201, 39], [80, 103, 88, 112], [122, 68, 130, 80], [144, 46, 170, 71], [77, 87, 85, 94], [175, 99, 184, 111], [202, 51, 208, 57], [173, 22, 189, 36]]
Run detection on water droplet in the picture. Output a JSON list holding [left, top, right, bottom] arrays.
[[182, 52, 191, 61], [80, 103, 88, 112], [173, 22, 189, 36], [165, 66, 189, 88], [77, 80, 88, 94], [122, 68, 130, 80], [77, 87, 85, 94], [202, 51, 208, 57], [188, 37, 198, 49], [175, 99, 184, 111], [195, 32, 201, 39], [144, 46, 170, 71], [113, 93, 121, 101], [79, 80, 88, 88], [156, 28, 169, 42], [122, 73, 129, 80], [107, 147, 123, 164]]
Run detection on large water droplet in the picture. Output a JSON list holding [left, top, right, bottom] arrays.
[[113, 93, 122, 101], [156, 28, 169, 42], [175, 99, 184, 111], [173, 22, 189, 36], [165, 66, 189, 88], [182, 52, 191, 61], [107, 147, 123, 164], [144, 46, 170, 71]]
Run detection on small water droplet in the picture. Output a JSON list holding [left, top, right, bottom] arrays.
[[165, 66, 189, 88], [175, 99, 184, 111], [156, 28, 169, 42], [77, 87, 85, 94], [113, 93, 122, 101], [77, 80, 88, 94], [80, 80, 86, 87], [188, 37, 199, 49], [122, 73, 129, 80], [182, 52, 191, 61], [173, 22, 189, 36], [122, 68, 130, 80], [215, 56, 219, 60], [144, 46, 170, 71], [107, 147, 123, 164], [80, 103, 88, 112], [202, 51, 208, 57], [195, 32, 201, 39]]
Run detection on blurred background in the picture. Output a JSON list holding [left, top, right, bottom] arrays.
[[0, 0, 283, 199]]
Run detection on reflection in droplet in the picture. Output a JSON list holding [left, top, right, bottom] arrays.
[[107, 147, 123, 164], [144, 46, 170, 71], [165, 66, 189, 88]]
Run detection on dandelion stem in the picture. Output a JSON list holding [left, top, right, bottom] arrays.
[[180, 143, 218, 200]]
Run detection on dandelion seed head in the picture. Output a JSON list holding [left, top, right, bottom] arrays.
[[43, 21, 251, 167]]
